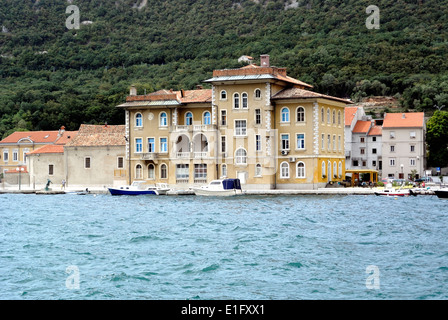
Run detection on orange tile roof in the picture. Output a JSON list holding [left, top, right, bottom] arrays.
[[345, 107, 359, 126], [26, 144, 64, 155], [368, 125, 382, 136], [65, 124, 125, 147], [0, 131, 60, 144], [353, 120, 372, 133], [126, 89, 212, 104], [383, 112, 425, 128], [55, 131, 78, 145]]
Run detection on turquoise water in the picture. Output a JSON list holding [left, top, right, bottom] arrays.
[[0, 193, 447, 300]]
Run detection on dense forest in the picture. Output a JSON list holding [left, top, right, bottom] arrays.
[[1, 0, 448, 140]]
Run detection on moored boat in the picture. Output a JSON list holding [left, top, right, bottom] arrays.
[[374, 183, 416, 197], [108, 181, 170, 196], [434, 189, 448, 199], [191, 179, 242, 196]]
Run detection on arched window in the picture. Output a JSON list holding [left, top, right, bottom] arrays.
[[327, 108, 331, 124], [332, 110, 336, 124], [296, 107, 305, 122], [185, 112, 193, 125], [333, 161, 337, 179], [203, 111, 211, 125], [281, 107, 290, 122], [233, 93, 240, 109], [148, 164, 155, 179], [297, 162, 305, 178], [321, 108, 325, 123], [221, 164, 227, 178], [338, 110, 342, 126], [235, 148, 247, 165], [135, 164, 143, 179], [255, 163, 262, 177], [135, 113, 143, 127], [255, 89, 261, 99], [322, 161, 326, 178], [220, 90, 227, 100], [160, 112, 167, 127], [328, 161, 332, 180], [160, 164, 167, 179], [280, 162, 290, 178], [242, 93, 248, 109], [338, 161, 343, 177]]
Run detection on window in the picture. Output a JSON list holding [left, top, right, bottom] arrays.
[[353, 160, 359, 167], [23, 148, 29, 164], [360, 137, 365, 143], [185, 112, 193, 125], [84, 157, 91, 169], [255, 89, 261, 99], [332, 110, 336, 124], [410, 158, 416, 166], [160, 112, 168, 127], [410, 131, 416, 139], [321, 134, 324, 150], [372, 160, 377, 167], [3, 150, 8, 162], [135, 113, 143, 127], [235, 148, 247, 165], [194, 164, 207, 180], [235, 120, 247, 136], [176, 164, 189, 180], [48, 164, 54, 176], [296, 134, 305, 150], [327, 108, 330, 124], [390, 145, 395, 152], [333, 135, 336, 151], [135, 164, 143, 179], [203, 111, 211, 125], [221, 110, 227, 126], [148, 138, 155, 153], [135, 138, 143, 153], [280, 162, 290, 178], [296, 107, 305, 122], [297, 162, 305, 178], [390, 131, 395, 139], [372, 137, 377, 142], [338, 135, 341, 151], [327, 135, 331, 150], [281, 107, 290, 122], [220, 90, 227, 100], [242, 93, 248, 109], [410, 145, 415, 152], [333, 162, 337, 178], [160, 164, 167, 179], [221, 164, 227, 178], [360, 148, 365, 155], [160, 138, 168, 153], [233, 93, 240, 109], [117, 157, 124, 169], [255, 109, 261, 125], [321, 108, 325, 123], [390, 158, 396, 166], [281, 134, 289, 150], [338, 111, 341, 126], [338, 161, 342, 177], [322, 161, 326, 177], [12, 150, 18, 162], [255, 134, 262, 152], [148, 164, 155, 179], [372, 148, 377, 154], [255, 163, 262, 177], [221, 136, 226, 153]]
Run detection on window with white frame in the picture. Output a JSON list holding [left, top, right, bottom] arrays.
[[255, 109, 261, 125], [338, 161, 342, 177], [296, 162, 305, 178], [233, 93, 240, 109], [389, 158, 396, 166], [281, 134, 289, 150], [322, 161, 326, 177], [235, 148, 247, 165], [221, 164, 227, 177], [255, 89, 261, 99], [160, 112, 168, 127], [338, 111, 341, 126], [296, 133, 305, 150], [221, 136, 226, 153], [327, 135, 331, 150], [255, 134, 262, 152], [160, 163, 168, 179], [321, 108, 324, 123], [221, 110, 227, 126], [332, 110, 336, 124], [203, 111, 211, 125], [321, 134, 324, 150], [135, 164, 143, 179], [135, 138, 143, 153], [327, 108, 331, 124], [220, 90, 227, 100], [148, 164, 155, 179], [3, 149, 9, 162], [135, 113, 143, 127], [160, 137, 168, 153], [147, 138, 155, 153], [280, 162, 289, 178], [186, 112, 193, 125], [255, 163, 262, 177], [235, 120, 247, 136], [176, 164, 189, 180], [410, 131, 416, 139], [242, 93, 248, 109], [12, 149, 18, 162], [390, 131, 395, 139], [296, 107, 305, 122], [194, 164, 207, 180], [410, 158, 416, 166], [281, 107, 290, 123]]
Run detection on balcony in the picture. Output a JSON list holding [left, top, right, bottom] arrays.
[[171, 124, 216, 132], [140, 153, 158, 161], [175, 152, 210, 159]]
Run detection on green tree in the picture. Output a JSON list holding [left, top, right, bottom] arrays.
[[426, 110, 448, 167]]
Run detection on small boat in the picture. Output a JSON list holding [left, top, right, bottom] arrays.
[[374, 183, 416, 197], [191, 179, 242, 196], [108, 181, 170, 196], [434, 189, 448, 199]]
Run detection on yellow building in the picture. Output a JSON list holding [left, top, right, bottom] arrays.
[[117, 55, 349, 189]]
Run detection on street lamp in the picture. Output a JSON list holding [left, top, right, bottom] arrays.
[[16, 166, 24, 190]]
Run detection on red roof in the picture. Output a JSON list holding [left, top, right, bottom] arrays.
[[368, 125, 382, 136], [65, 124, 125, 147], [26, 144, 64, 155], [352, 120, 372, 134], [345, 107, 359, 126], [0, 131, 60, 144], [383, 112, 425, 128]]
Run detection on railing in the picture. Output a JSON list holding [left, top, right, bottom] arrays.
[[176, 152, 191, 159], [171, 124, 216, 132], [141, 153, 157, 160], [194, 152, 207, 159], [176, 178, 189, 184], [194, 178, 207, 184]]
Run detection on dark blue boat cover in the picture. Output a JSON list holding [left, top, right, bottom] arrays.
[[222, 179, 242, 190]]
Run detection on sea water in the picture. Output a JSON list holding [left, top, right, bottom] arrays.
[[0, 193, 447, 300]]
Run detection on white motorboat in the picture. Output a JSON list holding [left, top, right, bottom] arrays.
[[191, 179, 242, 196], [374, 183, 417, 197], [109, 181, 170, 196]]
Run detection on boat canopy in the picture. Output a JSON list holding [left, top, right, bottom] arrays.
[[222, 179, 242, 190]]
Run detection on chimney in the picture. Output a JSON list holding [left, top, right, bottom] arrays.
[[130, 85, 137, 96], [260, 54, 270, 67], [402, 113, 406, 119], [58, 126, 65, 137]]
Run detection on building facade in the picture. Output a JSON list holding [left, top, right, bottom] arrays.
[[117, 56, 349, 189]]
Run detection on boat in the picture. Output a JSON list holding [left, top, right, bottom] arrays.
[[191, 179, 242, 196], [434, 189, 448, 199], [374, 183, 417, 197], [108, 181, 171, 196]]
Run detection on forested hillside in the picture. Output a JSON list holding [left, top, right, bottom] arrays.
[[1, 0, 448, 138]]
